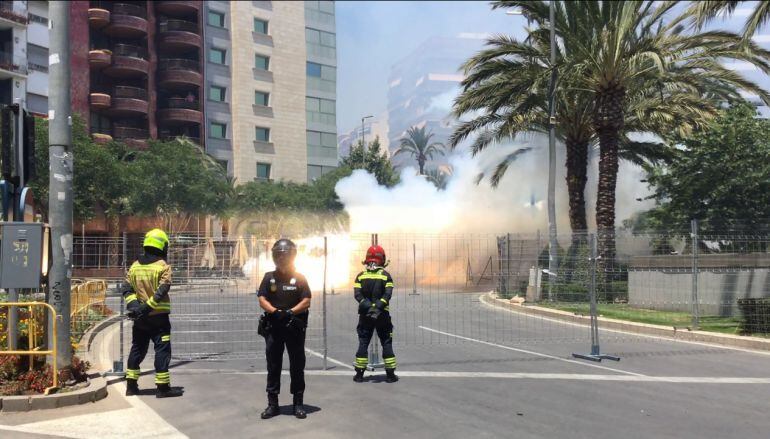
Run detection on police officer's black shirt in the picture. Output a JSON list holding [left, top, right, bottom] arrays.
[[258, 270, 311, 323]]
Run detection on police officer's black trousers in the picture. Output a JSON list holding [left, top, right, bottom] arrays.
[[265, 326, 306, 395], [127, 314, 171, 385], [356, 313, 395, 366]]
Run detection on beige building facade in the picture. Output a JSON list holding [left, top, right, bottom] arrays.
[[204, 0, 337, 184]]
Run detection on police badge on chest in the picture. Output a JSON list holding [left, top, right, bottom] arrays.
[[270, 277, 298, 292]]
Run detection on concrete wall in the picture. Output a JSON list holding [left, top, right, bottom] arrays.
[[628, 254, 770, 317]]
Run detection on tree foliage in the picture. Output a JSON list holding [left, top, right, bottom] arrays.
[[635, 104, 770, 233], [393, 126, 445, 175], [340, 136, 399, 187]]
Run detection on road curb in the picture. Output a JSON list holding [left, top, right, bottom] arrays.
[[0, 376, 108, 412], [481, 292, 770, 352]]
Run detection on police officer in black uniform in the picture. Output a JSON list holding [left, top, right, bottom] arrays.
[[258, 239, 312, 419]]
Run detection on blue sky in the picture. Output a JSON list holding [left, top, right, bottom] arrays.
[[335, 1, 525, 134]]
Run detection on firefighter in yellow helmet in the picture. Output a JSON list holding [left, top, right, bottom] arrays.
[[121, 229, 182, 398]]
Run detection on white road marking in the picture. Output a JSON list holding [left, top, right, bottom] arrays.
[[478, 293, 770, 357], [418, 325, 646, 376], [0, 383, 187, 439], [165, 368, 770, 384], [305, 347, 354, 370]]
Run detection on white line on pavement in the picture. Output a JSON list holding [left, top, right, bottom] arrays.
[[418, 325, 646, 376], [163, 368, 770, 384], [305, 347, 354, 370], [478, 293, 770, 357]]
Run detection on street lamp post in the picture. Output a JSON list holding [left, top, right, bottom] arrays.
[[509, 2, 559, 300], [361, 115, 373, 169]]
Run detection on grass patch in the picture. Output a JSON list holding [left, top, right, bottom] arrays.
[[539, 303, 746, 335]]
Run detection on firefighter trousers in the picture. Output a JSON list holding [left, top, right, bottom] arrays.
[[126, 314, 172, 385], [355, 313, 396, 369]]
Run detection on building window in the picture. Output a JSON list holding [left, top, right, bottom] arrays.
[[306, 97, 336, 124], [255, 91, 270, 106], [255, 127, 270, 142], [210, 122, 227, 139], [255, 54, 270, 70], [208, 10, 225, 28], [256, 162, 272, 181], [210, 85, 226, 102], [306, 62, 335, 80], [209, 48, 227, 65], [254, 18, 268, 34], [305, 28, 335, 48]]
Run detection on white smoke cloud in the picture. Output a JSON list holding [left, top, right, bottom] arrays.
[[335, 133, 653, 236]]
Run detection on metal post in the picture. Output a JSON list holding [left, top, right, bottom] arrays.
[[47, 2, 73, 368], [546, 0, 558, 303], [322, 236, 328, 370], [361, 118, 366, 169], [410, 242, 419, 295], [572, 234, 619, 362], [119, 232, 127, 370], [7, 288, 17, 350], [691, 219, 700, 330]]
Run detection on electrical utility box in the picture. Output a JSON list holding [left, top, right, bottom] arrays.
[[0, 222, 49, 289]]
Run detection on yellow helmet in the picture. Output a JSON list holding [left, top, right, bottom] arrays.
[[143, 229, 169, 253]]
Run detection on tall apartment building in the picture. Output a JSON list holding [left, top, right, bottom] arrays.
[[72, 1, 204, 147], [386, 34, 485, 169], [203, 0, 337, 183], [0, 0, 50, 115]]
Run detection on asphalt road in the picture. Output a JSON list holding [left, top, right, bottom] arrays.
[[7, 287, 769, 439]]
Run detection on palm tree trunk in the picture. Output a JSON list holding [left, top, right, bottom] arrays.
[[564, 137, 590, 282], [593, 84, 626, 278], [418, 157, 425, 175], [565, 137, 589, 234]]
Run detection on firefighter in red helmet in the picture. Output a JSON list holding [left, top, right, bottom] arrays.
[[352, 245, 398, 383]]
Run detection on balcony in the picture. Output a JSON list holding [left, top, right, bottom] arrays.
[[88, 49, 112, 70], [113, 126, 149, 147], [158, 98, 201, 126], [88, 7, 110, 29], [108, 86, 149, 117], [158, 19, 201, 53], [103, 44, 149, 78], [157, 59, 201, 91], [0, 1, 27, 27], [0, 51, 27, 78], [160, 134, 200, 145], [104, 3, 148, 38], [89, 91, 111, 110], [155, 1, 200, 17]]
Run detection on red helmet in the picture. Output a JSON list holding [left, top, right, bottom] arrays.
[[364, 245, 386, 266]]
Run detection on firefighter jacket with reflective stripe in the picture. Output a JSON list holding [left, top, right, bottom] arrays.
[[354, 268, 394, 313], [126, 256, 172, 315]]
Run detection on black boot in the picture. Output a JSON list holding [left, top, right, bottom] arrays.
[[385, 369, 399, 383], [261, 394, 280, 419], [125, 379, 139, 396], [293, 393, 307, 419], [156, 383, 183, 398], [353, 368, 365, 383]]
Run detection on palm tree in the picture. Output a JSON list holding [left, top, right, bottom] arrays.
[[512, 1, 770, 259], [687, 1, 770, 39], [394, 126, 446, 175], [453, 1, 770, 263]]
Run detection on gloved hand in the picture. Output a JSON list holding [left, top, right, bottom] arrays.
[[126, 300, 142, 317], [272, 309, 290, 323], [358, 299, 372, 314], [375, 299, 387, 311], [137, 303, 151, 319], [366, 306, 382, 321]]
